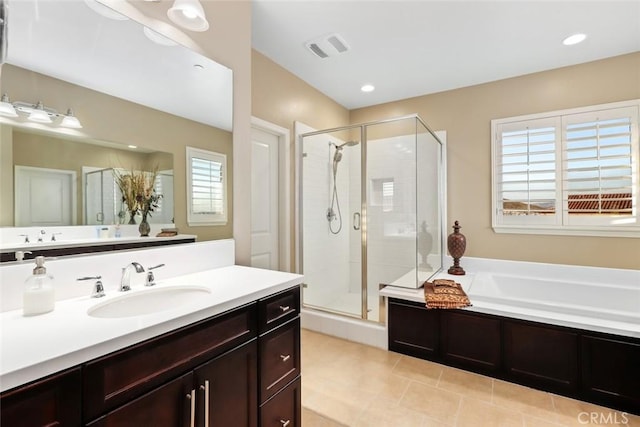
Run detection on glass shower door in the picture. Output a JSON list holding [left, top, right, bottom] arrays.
[[300, 128, 363, 318], [364, 117, 443, 322]]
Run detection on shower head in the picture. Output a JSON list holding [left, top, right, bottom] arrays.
[[337, 140, 359, 148]]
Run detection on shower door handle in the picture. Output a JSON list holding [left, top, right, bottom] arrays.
[[353, 212, 361, 230]]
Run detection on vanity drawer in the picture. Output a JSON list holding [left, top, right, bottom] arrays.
[[83, 302, 257, 421], [260, 376, 301, 427], [259, 317, 301, 403], [258, 285, 300, 334]]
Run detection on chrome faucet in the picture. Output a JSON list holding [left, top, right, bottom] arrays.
[[37, 229, 46, 243], [77, 276, 105, 298], [145, 264, 166, 287], [119, 262, 145, 292]]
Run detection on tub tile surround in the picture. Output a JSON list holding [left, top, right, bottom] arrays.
[[301, 329, 640, 427], [380, 256, 640, 339]]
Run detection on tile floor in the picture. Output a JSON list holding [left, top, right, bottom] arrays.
[[301, 329, 639, 427]]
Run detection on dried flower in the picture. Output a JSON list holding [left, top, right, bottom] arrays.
[[114, 166, 162, 220]]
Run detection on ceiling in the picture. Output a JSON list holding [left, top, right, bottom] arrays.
[[252, 0, 640, 110]]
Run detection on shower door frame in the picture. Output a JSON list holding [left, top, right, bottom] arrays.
[[296, 114, 446, 322]]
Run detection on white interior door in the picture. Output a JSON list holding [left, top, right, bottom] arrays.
[[251, 127, 279, 269], [15, 166, 76, 226]]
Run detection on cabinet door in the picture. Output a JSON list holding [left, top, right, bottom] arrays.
[[504, 320, 578, 394], [441, 310, 501, 373], [581, 335, 640, 412], [0, 367, 81, 427], [194, 339, 258, 427], [86, 372, 194, 427], [260, 377, 301, 427], [388, 299, 439, 359]]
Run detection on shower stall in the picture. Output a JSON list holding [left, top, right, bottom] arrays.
[[298, 115, 445, 323]]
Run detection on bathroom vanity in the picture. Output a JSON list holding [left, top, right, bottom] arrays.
[[0, 240, 303, 426]]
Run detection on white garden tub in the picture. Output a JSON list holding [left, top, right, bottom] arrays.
[[467, 272, 640, 325]]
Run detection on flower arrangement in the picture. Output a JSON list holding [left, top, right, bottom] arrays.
[[114, 167, 162, 224]]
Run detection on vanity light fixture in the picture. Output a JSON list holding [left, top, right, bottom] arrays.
[[28, 102, 53, 123], [0, 94, 17, 117], [60, 109, 83, 129], [1, 97, 83, 128], [167, 0, 209, 32]]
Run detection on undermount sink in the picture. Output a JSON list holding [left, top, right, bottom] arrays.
[[87, 285, 211, 318]]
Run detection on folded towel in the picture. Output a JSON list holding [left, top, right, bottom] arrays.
[[433, 278, 458, 288], [424, 280, 472, 309]]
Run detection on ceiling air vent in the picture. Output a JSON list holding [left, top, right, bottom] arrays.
[[305, 33, 350, 59]]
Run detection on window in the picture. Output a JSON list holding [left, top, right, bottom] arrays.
[[492, 100, 639, 237], [186, 146, 227, 225]]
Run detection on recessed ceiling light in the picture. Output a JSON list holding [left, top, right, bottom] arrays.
[[563, 33, 587, 46], [361, 84, 375, 93], [128, 145, 137, 149]]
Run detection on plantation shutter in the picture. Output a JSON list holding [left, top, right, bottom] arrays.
[[186, 146, 227, 225], [562, 107, 636, 224], [495, 117, 559, 223], [191, 156, 224, 215]]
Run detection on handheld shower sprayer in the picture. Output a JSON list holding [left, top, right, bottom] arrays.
[[327, 140, 359, 234]]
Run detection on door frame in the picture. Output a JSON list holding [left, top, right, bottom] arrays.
[[250, 117, 291, 272]]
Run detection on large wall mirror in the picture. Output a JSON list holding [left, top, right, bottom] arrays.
[[0, 0, 233, 239]]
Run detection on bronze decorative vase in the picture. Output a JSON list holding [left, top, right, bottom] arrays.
[[138, 213, 150, 237], [447, 220, 466, 275]]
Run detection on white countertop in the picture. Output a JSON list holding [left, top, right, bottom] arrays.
[[0, 265, 303, 392]]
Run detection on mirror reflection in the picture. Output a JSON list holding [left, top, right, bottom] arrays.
[[0, 0, 233, 238], [10, 125, 173, 227]]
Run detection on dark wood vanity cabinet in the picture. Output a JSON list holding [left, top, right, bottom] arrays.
[[0, 285, 302, 426], [258, 286, 302, 427], [0, 367, 82, 427], [387, 298, 640, 415], [83, 302, 257, 422], [87, 340, 258, 427]]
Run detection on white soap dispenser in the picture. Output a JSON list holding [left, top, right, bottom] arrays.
[[23, 256, 55, 316]]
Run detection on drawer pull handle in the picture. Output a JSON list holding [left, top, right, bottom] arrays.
[[280, 420, 291, 427], [186, 389, 195, 427], [279, 305, 291, 312], [280, 354, 291, 362]]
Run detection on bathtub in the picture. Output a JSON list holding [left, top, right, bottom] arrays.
[[467, 272, 640, 325], [380, 256, 640, 339]]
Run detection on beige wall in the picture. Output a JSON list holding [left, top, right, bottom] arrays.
[[350, 52, 640, 270], [0, 125, 13, 226], [1, 64, 233, 240], [251, 50, 350, 270], [252, 50, 350, 132]]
